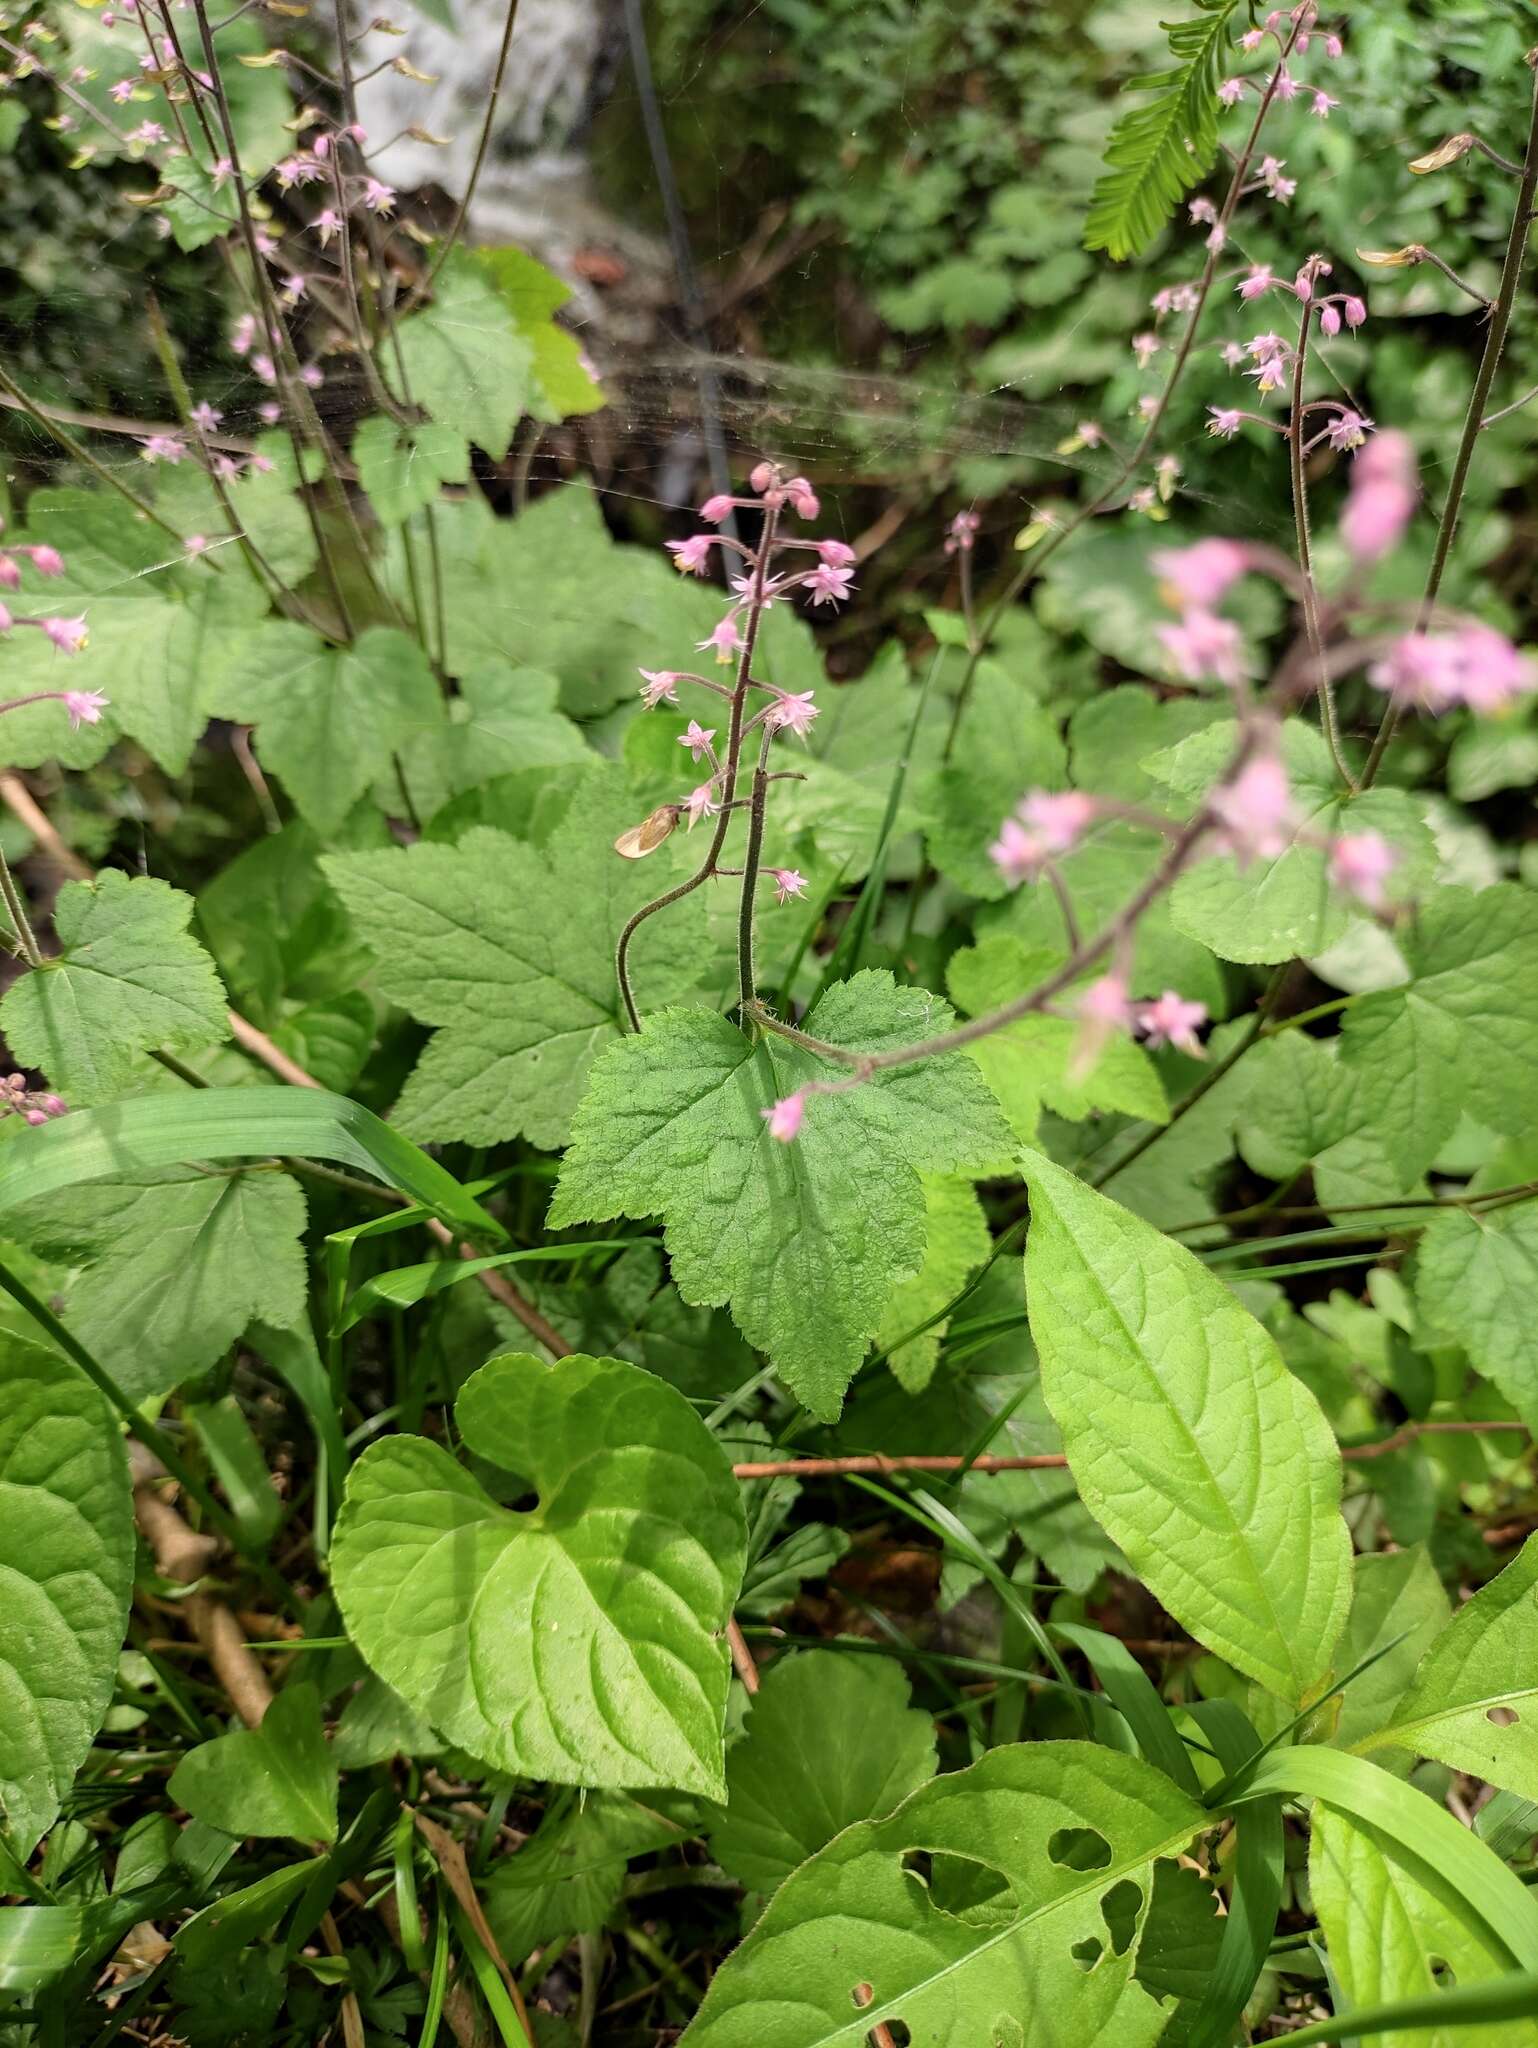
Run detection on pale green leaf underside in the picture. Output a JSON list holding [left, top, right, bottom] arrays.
[[709, 1651, 938, 1895], [0, 1338, 134, 1857], [1022, 1149, 1351, 1702], [331, 1352, 747, 1798], [1360, 1536, 1538, 1799], [684, 1742, 1204, 2045], [0, 871, 229, 1104], [550, 972, 1012, 1419]]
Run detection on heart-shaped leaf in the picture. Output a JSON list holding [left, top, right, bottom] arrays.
[[330, 1352, 747, 1798], [168, 1683, 338, 1842]]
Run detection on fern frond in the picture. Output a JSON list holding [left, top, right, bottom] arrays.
[[1083, 0, 1241, 262]]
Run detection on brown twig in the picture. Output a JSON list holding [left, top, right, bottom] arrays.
[[726, 1618, 760, 1693]]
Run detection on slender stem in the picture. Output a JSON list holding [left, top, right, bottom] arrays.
[[1482, 381, 1538, 428], [0, 846, 42, 965], [1165, 1178, 1538, 1235], [426, 0, 521, 286], [1361, 60, 1538, 788], [1288, 278, 1353, 788], [0, 360, 187, 543], [736, 726, 776, 1010]]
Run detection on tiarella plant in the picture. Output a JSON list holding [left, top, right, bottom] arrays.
[[2, 0, 1538, 2043]]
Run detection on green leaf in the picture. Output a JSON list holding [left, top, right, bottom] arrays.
[[1328, 1550, 1452, 1756], [330, 1352, 747, 1797], [332, 1676, 438, 1769], [1337, 886, 1538, 1184], [169, 1684, 338, 1843], [1237, 1031, 1416, 1212], [1281, 1974, 1538, 2046], [0, 1337, 133, 1856], [352, 416, 470, 527], [323, 766, 719, 1151], [174, 1860, 320, 1970], [683, 1742, 1205, 2044], [3, 1167, 308, 1404], [390, 250, 534, 461], [483, 1795, 689, 1965], [389, 663, 590, 828], [470, 246, 607, 419], [708, 1651, 938, 1895], [337, 1241, 641, 1333], [1151, 723, 1435, 966], [1131, 1863, 1224, 2048], [1415, 1203, 1538, 1423], [925, 666, 1068, 899], [0, 1087, 503, 1243], [0, 1906, 86, 1991], [1312, 1804, 1538, 2048], [879, 1175, 992, 1392], [1084, 2, 1240, 260], [0, 872, 228, 1104], [948, 932, 1168, 1145], [211, 624, 444, 838], [1356, 1535, 1538, 1798], [1022, 1150, 1352, 1702], [551, 973, 1012, 1419]]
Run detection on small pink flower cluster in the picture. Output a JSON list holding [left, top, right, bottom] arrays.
[[1369, 625, 1534, 717], [0, 538, 65, 589], [944, 510, 981, 556], [0, 1072, 66, 1127], [0, 533, 95, 665], [1073, 977, 1210, 1063], [1340, 431, 1417, 563], [988, 789, 1097, 888], [1151, 538, 1250, 687], [1219, 5, 1343, 114]]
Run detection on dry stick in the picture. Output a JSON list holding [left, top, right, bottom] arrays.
[[1361, 54, 1538, 789], [729, 1421, 1530, 1482]]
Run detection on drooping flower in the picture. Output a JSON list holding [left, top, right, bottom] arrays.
[[1188, 196, 1218, 226], [1340, 430, 1417, 562], [0, 603, 12, 632], [678, 719, 716, 762], [637, 667, 681, 707], [768, 867, 808, 905], [189, 401, 223, 435], [699, 493, 735, 523], [1318, 303, 1342, 336], [1273, 66, 1299, 101], [766, 689, 819, 738], [1207, 406, 1244, 438], [139, 433, 187, 464], [1018, 788, 1096, 854], [1132, 331, 1160, 369], [814, 537, 857, 567], [697, 617, 744, 664], [362, 177, 396, 213], [1343, 296, 1367, 329], [1210, 753, 1294, 865], [1330, 831, 1398, 909], [1152, 537, 1248, 611], [1136, 990, 1208, 1057], [1217, 76, 1247, 105], [988, 817, 1047, 888], [761, 1091, 805, 1142], [781, 476, 819, 520], [230, 312, 257, 357], [0, 560, 17, 592], [1072, 972, 1134, 1078], [1156, 610, 1244, 687], [684, 782, 719, 828], [26, 545, 64, 577], [313, 207, 343, 243], [125, 118, 167, 146], [1312, 90, 1340, 118], [40, 618, 89, 655], [667, 534, 715, 576], [299, 363, 324, 391], [251, 353, 277, 387], [1237, 266, 1276, 300], [109, 77, 135, 102], [64, 687, 108, 725], [805, 562, 854, 607], [1324, 409, 1372, 451]]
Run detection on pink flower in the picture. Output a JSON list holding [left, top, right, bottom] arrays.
[[989, 817, 1047, 888], [28, 545, 64, 577], [1324, 32, 1344, 56], [1324, 410, 1372, 451], [1189, 197, 1218, 226], [1239, 26, 1265, 49], [182, 534, 210, 556], [1341, 430, 1417, 562], [258, 402, 282, 426], [684, 782, 719, 828], [678, 719, 716, 761], [805, 562, 854, 607], [1073, 972, 1134, 1078], [766, 689, 819, 739], [313, 207, 343, 244], [1136, 991, 1208, 1057], [362, 177, 395, 212], [251, 353, 277, 387], [1330, 832, 1398, 909], [109, 77, 135, 101], [814, 538, 857, 567], [1132, 331, 1160, 369], [64, 687, 108, 725], [1211, 754, 1294, 865], [1207, 407, 1244, 439], [697, 618, 744, 664], [230, 313, 257, 357], [249, 454, 275, 475], [1344, 296, 1367, 329], [638, 668, 681, 707], [189, 402, 222, 435], [0, 603, 12, 632], [768, 867, 808, 905], [699, 493, 735, 523], [749, 460, 777, 494], [0, 559, 17, 591], [212, 157, 234, 189], [42, 618, 89, 656], [762, 1092, 805, 1143], [284, 274, 307, 300], [1156, 610, 1244, 687], [299, 364, 324, 391], [1237, 266, 1275, 300], [125, 119, 167, 146], [1368, 636, 1458, 714], [781, 476, 819, 519], [667, 534, 715, 576], [1018, 789, 1095, 854], [1273, 66, 1299, 101], [1218, 76, 1247, 105], [730, 570, 786, 610], [1312, 90, 1339, 118], [1318, 303, 1341, 336], [1152, 538, 1248, 611], [139, 433, 186, 464]]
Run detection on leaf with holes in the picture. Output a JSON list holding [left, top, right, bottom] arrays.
[[1022, 1150, 1352, 1703], [550, 972, 1012, 1419], [330, 1351, 747, 1798], [323, 765, 720, 1151], [0, 1337, 133, 1857], [709, 1651, 938, 1896], [1355, 1535, 1538, 1797], [683, 1742, 1205, 2045], [2, 1167, 308, 1403], [0, 872, 228, 1104]]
